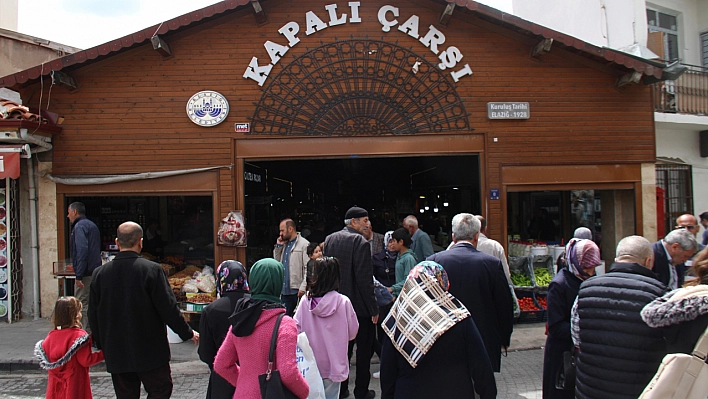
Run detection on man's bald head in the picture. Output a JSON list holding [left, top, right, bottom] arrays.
[[116, 222, 143, 251], [615, 235, 654, 269]]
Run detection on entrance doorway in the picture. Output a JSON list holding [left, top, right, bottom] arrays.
[[244, 155, 481, 266]]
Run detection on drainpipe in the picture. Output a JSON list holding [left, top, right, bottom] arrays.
[[19, 128, 52, 153], [26, 155, 41, 319]]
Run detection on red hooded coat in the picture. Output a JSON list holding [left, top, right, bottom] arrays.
[[35, 327, 104, 399]]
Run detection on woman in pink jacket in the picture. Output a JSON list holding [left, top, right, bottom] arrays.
[[214, 258, 309, 399], [295, 256, 359, 399]]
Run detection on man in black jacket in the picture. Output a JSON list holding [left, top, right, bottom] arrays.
[[572, 235, 668, 399], [324, 206, 378, 399], [67, 202, 101, 333], [89, 221, 199, 399], [428, 213, 514, 373]]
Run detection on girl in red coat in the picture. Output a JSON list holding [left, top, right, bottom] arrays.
[[35, 296, 104, 399]]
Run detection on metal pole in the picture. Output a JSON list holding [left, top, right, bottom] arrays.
[[27, 157, 40, 320]]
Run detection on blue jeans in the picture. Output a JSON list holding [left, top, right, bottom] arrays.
[[281, 294, 299, 317]]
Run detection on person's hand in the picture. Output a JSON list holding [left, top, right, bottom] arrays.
[[387, 287, 393, 293], [372, 314, 379, 324], [75, 280, 84, 289], [276, 236, 285, 245], [191, 331, 200, 346], [297, 290, 305, 298]]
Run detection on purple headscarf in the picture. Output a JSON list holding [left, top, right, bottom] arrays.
[[565, 238, 601, 281]]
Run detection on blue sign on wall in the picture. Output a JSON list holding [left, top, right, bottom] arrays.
[[490, 189, 500, 200]]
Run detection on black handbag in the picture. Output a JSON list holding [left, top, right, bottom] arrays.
[[258, 313, 299, 399], [555, 350, 577, 391]]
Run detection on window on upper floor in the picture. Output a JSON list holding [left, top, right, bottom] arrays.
[[702, 31, 708, 67], [647, 9, 679, 62]]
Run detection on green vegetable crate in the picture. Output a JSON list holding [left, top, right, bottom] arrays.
[[530, 255, 556, 293], [509, 256, 535, 291]]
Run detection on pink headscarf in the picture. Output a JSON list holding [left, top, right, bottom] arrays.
[[565, 238, 601, 281]]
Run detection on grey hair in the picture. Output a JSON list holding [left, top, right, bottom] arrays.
[[615, 235, 653, 262], [404, 215, 418, 227], [574, 227, 592, 240], [451, 213, 481, 241], [344, 218, 352, 226], [664, 228, 698, 252]]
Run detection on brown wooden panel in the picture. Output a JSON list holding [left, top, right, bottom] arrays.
[[236, 134, 484, 159], [502, 164, 642, 185]]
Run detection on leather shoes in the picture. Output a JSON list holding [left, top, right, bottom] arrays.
[[339, 389, 350, 398], [355, 390, 376, 399]]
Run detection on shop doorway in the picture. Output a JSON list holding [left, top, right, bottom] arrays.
[[64, 195, 215, 265], [507, 189, 636, 265], [244, 155, 481, 266]]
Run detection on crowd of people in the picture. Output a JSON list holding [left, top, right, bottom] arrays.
[[35, 203, 708, 399]]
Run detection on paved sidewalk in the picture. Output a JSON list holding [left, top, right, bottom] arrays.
[[1, 318, 547, 398]]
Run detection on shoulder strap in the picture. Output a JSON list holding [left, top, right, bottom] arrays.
[[269, 313, 285, 363], [692, 324, 708, 361], [264, 312, 285, 380]]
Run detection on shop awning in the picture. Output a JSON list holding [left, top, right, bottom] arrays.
[[0, 145, 27, 179]]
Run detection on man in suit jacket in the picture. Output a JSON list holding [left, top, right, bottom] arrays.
[[90, 222, 198, 398], [652, 227, 697, 289], [324, 206, 378, 399], [428, 213, 513, 372]]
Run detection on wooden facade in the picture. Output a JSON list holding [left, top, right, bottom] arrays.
[[5, 0, 657, 264]]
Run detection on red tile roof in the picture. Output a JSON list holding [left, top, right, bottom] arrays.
[[0, 0, 663, 88]]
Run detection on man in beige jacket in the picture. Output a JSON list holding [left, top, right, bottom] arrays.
[[274, 218, 310, 316]]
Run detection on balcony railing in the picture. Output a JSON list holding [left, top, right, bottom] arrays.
[[652, 64, 708, 115]]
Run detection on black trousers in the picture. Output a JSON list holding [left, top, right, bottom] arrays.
[[342, 313, 375, 398], [111, 363, 173, 399]]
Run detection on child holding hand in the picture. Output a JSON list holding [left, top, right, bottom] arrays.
[[35, 296, 104, 399], [294, 256, 359, 399]]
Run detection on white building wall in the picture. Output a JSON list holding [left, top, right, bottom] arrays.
[[0, 0, 18, 31], [655, 117, 708, 227]]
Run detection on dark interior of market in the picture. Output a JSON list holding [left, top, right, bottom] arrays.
[[66, 157, 625, 269], [244, 155, 481, 265]]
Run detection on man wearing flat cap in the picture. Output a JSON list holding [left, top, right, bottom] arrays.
[[324, 206, 378, 399]]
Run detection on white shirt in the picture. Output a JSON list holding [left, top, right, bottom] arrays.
[[476, 233, 512, 284]]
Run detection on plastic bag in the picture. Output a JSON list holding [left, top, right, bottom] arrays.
[[296, 332, 326, 399], [196, 273, 216, 293], [217, 210, 247, 247], [202, 265, 214, 276], [182, 281, 198, 293], [510, 284, 521, 318]]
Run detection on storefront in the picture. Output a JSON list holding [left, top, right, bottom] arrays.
[[0, 0, 670, 316]]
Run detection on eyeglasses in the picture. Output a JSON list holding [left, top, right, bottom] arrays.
[[677, 225, 697, 230]]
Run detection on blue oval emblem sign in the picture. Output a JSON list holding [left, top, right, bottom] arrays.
[[186, 91, 229, 126]]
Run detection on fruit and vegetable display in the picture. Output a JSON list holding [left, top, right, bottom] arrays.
[[518, 297, 540, 311], [511, 272, 533, 287], [187, 293, 215, 304], [536, 296, 547, 310], [533, 268, 553, 286]]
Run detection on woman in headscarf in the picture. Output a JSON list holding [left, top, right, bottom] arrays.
[[380, 261, 496, 399], [214, 258, 309, 399], [542, 238, 601, 399], [198, 260, 250, 399]]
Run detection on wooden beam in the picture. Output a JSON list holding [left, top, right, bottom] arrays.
[[251, 0, 267, 25], [50, 70, 78, 90], [151, 35, 172, 57], [616, 71, 643, 88], [530, 38, 553, 58], [439, 3, 455, 26]]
